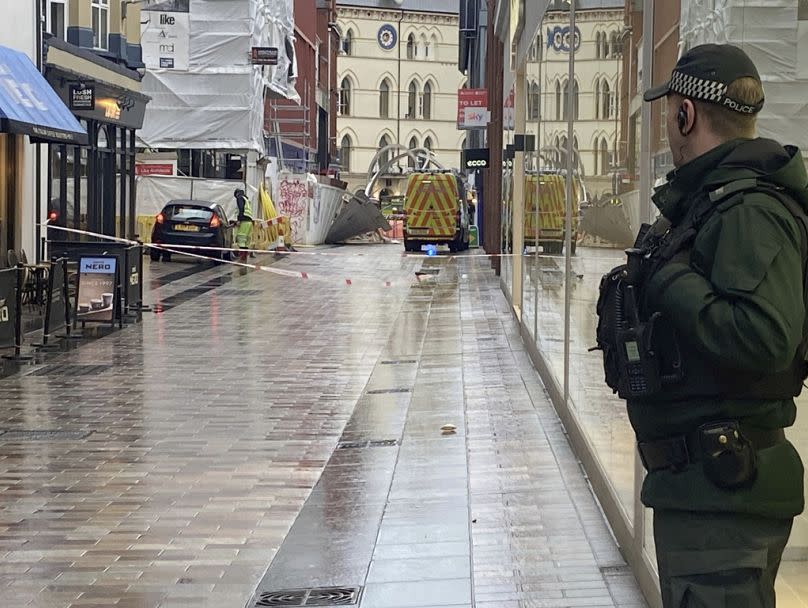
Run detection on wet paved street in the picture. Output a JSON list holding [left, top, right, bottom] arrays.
[[0, 246, 647, 607]]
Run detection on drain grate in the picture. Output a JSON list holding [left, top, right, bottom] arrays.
[[255, 587, 361, 606], [416, 268, 441, 275], [599, 564, 632, 575], [214, 289, 263, 297], [380, 359, 417, 365], [337, 439, 398, 450], [366, 387, 411, 394], [0, 430, 93, 441], [26, 364, 112, 377]]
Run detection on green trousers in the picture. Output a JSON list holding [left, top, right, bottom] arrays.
[[654, 509, 793, 607], [236, 220, 253, 249]]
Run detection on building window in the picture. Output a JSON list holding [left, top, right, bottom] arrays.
[[339, 135, 352, 172], [600, 138, 610, 175], [601, 80, 612, 119], [430, 34, 438, 60], [610, 32, 621, 58], [528, 82, 540, 121], [562, 79, 579, 120], [406, 34, 416, 59], [48, 0, 67, 40], [424, 136, 433, 152], [407, 81, 418, 119], [379, 79, 391, 118], [91, 0, 109, 50], [342, 30, 353, 56], [378, 135, 392, 172], [408, 136, 419, 168], [338, 78, 352, 116], [555, 81, 561, 121], [422, 81, 433, 120]]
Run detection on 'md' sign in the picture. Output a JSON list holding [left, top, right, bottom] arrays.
[[69, 83, 95, 111], [76, 256, 117, 325]]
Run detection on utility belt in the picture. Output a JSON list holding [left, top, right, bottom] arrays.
[[638, 420, 785, 489]]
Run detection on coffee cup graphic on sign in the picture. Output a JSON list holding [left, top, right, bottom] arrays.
[[76, 257, 117, 323]]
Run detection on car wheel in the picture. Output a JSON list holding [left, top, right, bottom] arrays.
[[149, 249, 161, 262]]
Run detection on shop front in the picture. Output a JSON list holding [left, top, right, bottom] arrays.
[[43, 37, 148, 243], [0, 43, 87, 265], [497, 1, 808, 606]]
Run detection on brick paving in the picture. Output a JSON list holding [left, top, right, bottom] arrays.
[[0, 247, 647, 608]]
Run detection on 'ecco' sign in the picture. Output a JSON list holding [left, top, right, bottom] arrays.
[[462, 148, 490, 170]]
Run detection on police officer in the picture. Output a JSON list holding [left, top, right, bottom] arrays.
[[234, 188, 253, 262], [623, 44, 806, 606]]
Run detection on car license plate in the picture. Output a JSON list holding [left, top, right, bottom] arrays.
[[408, 228, 429, 235], [174, 224, 199, 232]]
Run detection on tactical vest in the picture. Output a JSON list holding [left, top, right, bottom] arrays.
[[595, 178, 808, 402]]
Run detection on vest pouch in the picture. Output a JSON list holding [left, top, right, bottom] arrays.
[[699, 421, 758, 490]]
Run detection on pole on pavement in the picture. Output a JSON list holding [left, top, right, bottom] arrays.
[[563, 0, 576, 406]]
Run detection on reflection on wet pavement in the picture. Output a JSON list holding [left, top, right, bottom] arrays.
[[0, 246, 648, 608]]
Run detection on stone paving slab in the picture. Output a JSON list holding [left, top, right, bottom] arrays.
[[0, 245, 648, 608]]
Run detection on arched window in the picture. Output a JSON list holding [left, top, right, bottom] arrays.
[[406, 34, 415, 59], [379, 78, 391, 118], [407, 81, 418, 118], [600, 138, 610, 175], [610, 32, 620, 57], [422, 34, 430, 60], [339, 135, 352, 172], [555, 80, 561, 121], [573, 80, 579, 120], [378, 135, 392, 172], [338, 78, 351, 116], [342, 30, 353, 56], [424, 136, 433, 152], [563, 79, 569, 119], [408, 136, 419, 168], [528, 82, 540, 120], [601, 80, 612, 119], [595, 32, 603, 59], [422, 81, 433, 120], [430, 34, 438, 60]]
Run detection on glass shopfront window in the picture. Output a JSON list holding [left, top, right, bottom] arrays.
[[502, 0, 808, 605]]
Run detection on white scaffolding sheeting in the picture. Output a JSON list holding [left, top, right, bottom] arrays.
[[137, 0, 298, 153], [680, 0, 808, 151]]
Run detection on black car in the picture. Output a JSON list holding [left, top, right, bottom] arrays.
[[150, 200, 233, 262]]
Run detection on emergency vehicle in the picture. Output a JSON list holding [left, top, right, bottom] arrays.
[[403, 171, 471, 253]]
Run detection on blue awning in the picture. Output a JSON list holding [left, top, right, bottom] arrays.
[[0, 45, 87, 145]]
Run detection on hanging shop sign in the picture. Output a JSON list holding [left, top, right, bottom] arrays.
[[48, 72, 148, 129], [135, 163, 174, 176], [75, 256, 117, 326], [141, 8, 190, 70], [457, 88, 489, 130], [69, 82, 95, 111], [250, 47, 279, 65], [503, 87, 515, 131], [462, 148, 491, 170], [378, 24, 398, 50], [547, 25, 582, 53]]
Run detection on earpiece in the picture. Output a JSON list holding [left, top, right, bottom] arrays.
[[677, 106, 688, 135]]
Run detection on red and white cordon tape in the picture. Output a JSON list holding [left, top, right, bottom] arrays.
[[43, 224, 406, 288]]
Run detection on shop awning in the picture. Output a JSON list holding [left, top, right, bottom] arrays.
[[0, 45, 87, 145]]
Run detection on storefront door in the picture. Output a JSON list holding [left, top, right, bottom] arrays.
[[0, 134, 20, 264]]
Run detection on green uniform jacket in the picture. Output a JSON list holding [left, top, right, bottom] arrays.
[[630, 138, 806, 518]]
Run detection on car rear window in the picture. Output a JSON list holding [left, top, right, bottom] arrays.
[[165, 206, 213, 221]]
